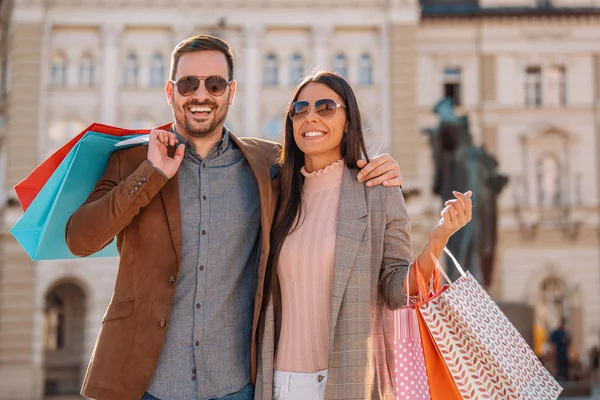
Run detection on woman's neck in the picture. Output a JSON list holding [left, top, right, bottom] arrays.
[[303, 153, 343, 173]]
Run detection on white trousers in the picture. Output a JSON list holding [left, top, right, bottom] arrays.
[[273, 369, 328, 400]]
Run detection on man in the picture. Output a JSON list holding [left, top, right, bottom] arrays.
[[550, 319, 571, 382], [66, 35, 402, 400]]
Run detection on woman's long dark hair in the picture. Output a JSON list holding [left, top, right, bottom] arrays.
[[268, 71, 370, 291]]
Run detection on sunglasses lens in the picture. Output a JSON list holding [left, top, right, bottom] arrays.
[[315, 99, 338, 119], [177, 76, 200, 96], [290, 101, 310, 121], [205, 76, 228, 96]]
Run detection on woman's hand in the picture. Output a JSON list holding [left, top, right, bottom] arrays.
[[430, 191, 473, 245]]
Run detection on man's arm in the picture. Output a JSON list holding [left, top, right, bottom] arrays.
[[356, 154, 403, 187], [65, 130, 183, 257], [65, 153, 168, 257]]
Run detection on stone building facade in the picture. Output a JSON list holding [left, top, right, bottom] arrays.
[[0, 0, 599, 398]]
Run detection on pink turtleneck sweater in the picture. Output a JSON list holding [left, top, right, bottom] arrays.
[[275, 160, 345, 373]]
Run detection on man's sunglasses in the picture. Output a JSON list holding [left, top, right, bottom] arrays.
[[169, 75, 232, 97], [289, 98, 346, 122]]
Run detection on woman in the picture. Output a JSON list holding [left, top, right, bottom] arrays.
[[255, 71, 472, 399]]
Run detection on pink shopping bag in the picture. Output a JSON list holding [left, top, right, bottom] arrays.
[[393, 260, 433, 400]]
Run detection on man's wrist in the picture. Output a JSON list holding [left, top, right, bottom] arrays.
[[146, 159, 168, 180]]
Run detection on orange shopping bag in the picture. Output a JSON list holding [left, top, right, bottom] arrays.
[[408, 261, 463, 400]]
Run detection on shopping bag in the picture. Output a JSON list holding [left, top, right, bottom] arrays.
[[393, 260, 433, 400], [405, 261, 462, 400], [10, 131, 144, 260], [14, 122, 171, 211], [417, 249, 563, 399]]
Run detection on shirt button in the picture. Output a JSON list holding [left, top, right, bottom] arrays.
[[192, 368, 197, 374], [199, 265, 205, 271], [195, 340, 199, 346], [317, 374, 325, 382], [196, 303, 201, 309], [202, 230, 206, 235], [202, 195, 207, 200], [168, 274, 176, 283], [202, 163, 206, 168], [159, 319, 167, 328], [192, 376, 197, 381]]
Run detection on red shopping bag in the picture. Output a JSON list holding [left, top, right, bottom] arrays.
[[14, 122, 172, 211]]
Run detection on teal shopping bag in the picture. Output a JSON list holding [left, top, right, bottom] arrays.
[[10, 132, 143, 260]]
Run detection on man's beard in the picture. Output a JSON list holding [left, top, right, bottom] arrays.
[[176, 94, 230, 139]]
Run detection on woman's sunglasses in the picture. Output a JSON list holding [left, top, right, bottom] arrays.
[[169, 75, 232, 97], [289, 98, 346, 122]]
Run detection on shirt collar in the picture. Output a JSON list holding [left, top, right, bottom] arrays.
[[170, 124, 230, 159]]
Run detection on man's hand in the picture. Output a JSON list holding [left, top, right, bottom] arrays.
[[356, 154, 402, 187], [147, 130, 185, 179]]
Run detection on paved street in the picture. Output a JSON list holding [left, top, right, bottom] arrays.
[[561, 383, 600, 400]]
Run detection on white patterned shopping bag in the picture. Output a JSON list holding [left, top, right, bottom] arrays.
[[418, 249, 563, 400], [393, 263, 432, 400]]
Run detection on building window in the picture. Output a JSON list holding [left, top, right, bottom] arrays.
[[49, 119, 84, 145], [123, 54, 139, 87], [443, 67, 461, 107], [264, 54, 278, 86], [150, 53, 164, 88], [79, 54, 94, 87], [264, 118, 284, 142], [51, 53, 67, 87], [130, 118, 155, 130], [547, 65, 566, 107], [358, 53, 373, 85], [334, 53, 348, 79], [290, 54, 303, 85], [525, 66, 542, 107]]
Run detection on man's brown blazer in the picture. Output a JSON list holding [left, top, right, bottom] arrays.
[[66, 132, 281, 400]]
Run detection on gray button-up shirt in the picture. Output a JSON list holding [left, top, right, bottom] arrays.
[[147, 127, 261, 400]]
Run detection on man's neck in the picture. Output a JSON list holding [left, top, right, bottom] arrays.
[[176, 123, 224, 159]]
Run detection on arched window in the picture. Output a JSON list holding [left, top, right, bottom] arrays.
[[79, 54, 94, 86], [290, 54, 303, 85], [150, 53, 164, 87], [358, 53, 373, 85], [264, 53, 278, 86], [43, 282, 87, 396], [51, 53, 67, 87], [334, 53, 348, 79], [123, 53, 139, 86]]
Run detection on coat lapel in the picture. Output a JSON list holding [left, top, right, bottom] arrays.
[[230, 134, 276, 254], [328, 167, 368, 357], [159, 148, 182, 266]]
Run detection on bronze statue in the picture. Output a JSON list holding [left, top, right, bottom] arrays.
[[424, 98, 508, 287]]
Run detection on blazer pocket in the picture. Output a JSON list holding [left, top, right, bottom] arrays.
[[102, 299, 134, 323]]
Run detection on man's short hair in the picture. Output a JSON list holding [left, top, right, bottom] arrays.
[[170, 35, 234, 81]]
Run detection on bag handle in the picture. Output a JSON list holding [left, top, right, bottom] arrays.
[[406, 258, 442, 305], [425, 247, 467, 284]]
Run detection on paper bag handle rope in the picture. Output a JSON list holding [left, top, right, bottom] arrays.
[[406, 258, 442, 306]]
